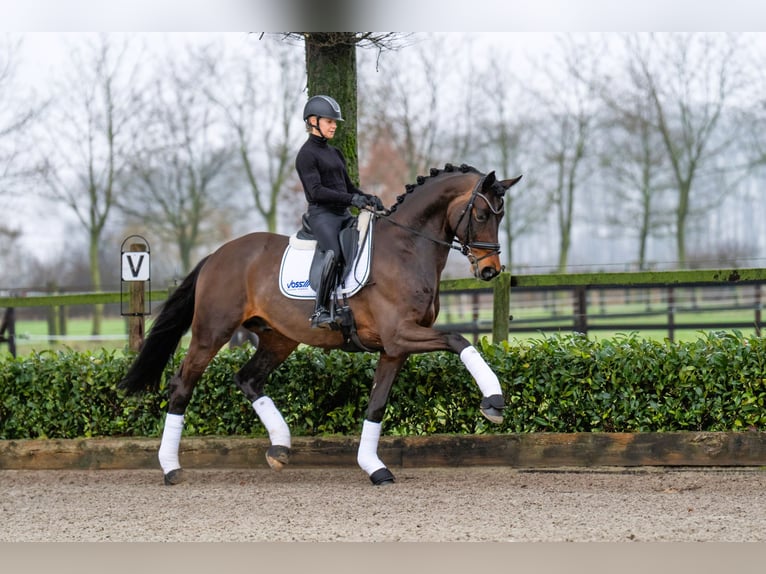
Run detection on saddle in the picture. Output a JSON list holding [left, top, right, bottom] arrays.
[[279, 210, 374, 301], [278, 211, 375, 352]]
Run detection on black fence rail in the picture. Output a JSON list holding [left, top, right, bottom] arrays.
[[437, 268, 766, 342]]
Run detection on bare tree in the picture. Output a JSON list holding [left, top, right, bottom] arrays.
[[120, 42, 235, 274], [598, 104, 674, 270], [594, 39, 675, 270], [0, 35, 44, 251], [0, 36, 40, 179], [358, 32, 492, 208], [625, 33, 748, 268], [36, 34, 142, 333], [204, 37, 305, 233], [527, 34, 606, 272], [732, 35, 766, 265], [475, 51, 547, 272]]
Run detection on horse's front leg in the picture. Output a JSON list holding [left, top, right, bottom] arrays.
[[459, 344, 505, 423], [358, 353, 407, 486], [387, 329, 505, 424]]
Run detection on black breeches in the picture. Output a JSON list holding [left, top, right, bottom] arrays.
[[307, 205, 352, 262]]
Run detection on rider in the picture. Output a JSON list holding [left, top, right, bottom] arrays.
[[295, 94, 384, 330]]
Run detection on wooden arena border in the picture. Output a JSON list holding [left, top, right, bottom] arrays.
[[2, 432, 766, 470]]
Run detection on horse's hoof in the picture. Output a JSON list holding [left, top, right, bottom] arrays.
[[480, 406, 504, 424], [163, 468, 185, 485], [369, 467, 396, 486], [266, 445, 291, 471], [480, 394, 505, 424]]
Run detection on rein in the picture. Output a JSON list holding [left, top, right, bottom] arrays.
[[371, 174, 503, 270]]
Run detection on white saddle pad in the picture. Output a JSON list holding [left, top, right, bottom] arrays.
[[278, 211, 374, 300]]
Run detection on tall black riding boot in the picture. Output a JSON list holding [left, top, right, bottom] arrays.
[[310, 250, 339, 330]]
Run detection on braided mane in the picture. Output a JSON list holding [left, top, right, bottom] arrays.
[[387, 163, 480, 215]]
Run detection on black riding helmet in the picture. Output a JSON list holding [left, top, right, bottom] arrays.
[[303, 95, 344, 123]]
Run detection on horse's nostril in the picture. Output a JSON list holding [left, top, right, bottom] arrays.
[[481, 267, 499, 280]]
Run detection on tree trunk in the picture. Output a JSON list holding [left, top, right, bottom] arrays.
[[89, 231, 103, 335], [304, 33, 360, 185], [677, 182, 690, 268]]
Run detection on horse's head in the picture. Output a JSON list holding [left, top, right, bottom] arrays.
[[452, 171, 522, 281]]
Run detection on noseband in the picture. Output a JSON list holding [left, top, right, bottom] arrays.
[[374, 174, 504, 273]]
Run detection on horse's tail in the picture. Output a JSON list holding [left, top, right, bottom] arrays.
[[118, 256, 209, 394]]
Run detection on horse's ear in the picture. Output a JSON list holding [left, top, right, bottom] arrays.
[[499, 175, 523, 190], [482, 171, 497, 188]]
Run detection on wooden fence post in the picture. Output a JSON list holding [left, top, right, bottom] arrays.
[[58, 305, 67, 337], [0, 307, 16, 357], [46, 281, 59, 344], [667, 286, 675, 342], [574, 285, 588, 335], [491, 272, 511, 343], [128, 243, 146, 352]]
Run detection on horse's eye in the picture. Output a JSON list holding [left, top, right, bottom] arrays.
[[474, 210, 489, 223]]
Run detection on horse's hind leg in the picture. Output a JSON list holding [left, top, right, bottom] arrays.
[[233, 331, 298, 471], [159, 338, 226, 485]]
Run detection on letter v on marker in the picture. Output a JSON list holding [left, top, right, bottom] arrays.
[[127, 254, 145, 278]]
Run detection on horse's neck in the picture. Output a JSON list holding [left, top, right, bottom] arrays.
[[382, 186, 459, 283], [389, 180, 464, 241]]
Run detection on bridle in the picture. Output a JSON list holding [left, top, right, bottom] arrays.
[[372, 174, 505, 274], [452, 175, 505, 267]]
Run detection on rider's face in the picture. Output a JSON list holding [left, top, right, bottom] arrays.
[[312, 117, 337, 139]]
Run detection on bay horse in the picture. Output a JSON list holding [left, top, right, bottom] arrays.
[[119, 163, 522, 486]]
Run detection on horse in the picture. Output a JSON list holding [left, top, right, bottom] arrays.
[[119, 163, 522, 486]]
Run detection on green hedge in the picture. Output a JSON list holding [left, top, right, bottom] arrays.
[[1, 331, 765, 439]]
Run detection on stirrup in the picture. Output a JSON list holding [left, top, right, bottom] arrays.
[[310, 308, 334, 330]]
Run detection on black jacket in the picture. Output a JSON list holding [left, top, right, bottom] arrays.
[[295, 134, 363, 213]]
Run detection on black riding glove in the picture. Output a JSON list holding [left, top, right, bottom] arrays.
[[351, 194, 370, 209], [366, 194, 385, 211]]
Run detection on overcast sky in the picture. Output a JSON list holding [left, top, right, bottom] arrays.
[[3, 2, 765, 264]]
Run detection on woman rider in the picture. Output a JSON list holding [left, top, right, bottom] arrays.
[[295, 94, 384, 329]]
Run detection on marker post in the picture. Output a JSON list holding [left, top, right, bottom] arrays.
[[120, 236, 151, 352]]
